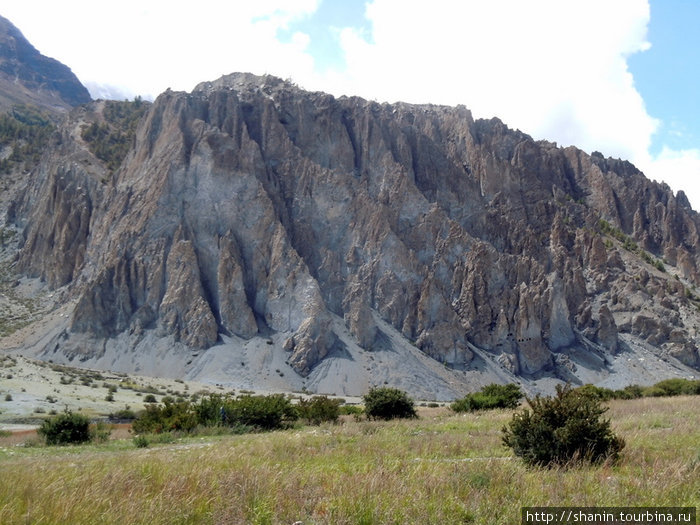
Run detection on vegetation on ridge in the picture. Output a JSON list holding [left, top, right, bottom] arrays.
[[81, 97, 148, 172], [0, 104, 54, 174], [597, 218, 666, 272]]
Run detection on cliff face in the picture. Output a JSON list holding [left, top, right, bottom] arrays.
[[7, 73, 700, 395]]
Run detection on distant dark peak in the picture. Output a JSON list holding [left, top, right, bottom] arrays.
[[0, 14, 91, 108]]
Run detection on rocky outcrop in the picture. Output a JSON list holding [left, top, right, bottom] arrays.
[[216, 232, 257, 339], [9, 73, 700, 383], [157, 227, 218, 348]]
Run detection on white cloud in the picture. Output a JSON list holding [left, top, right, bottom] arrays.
[[322, 1, 656, 164], [308, 0, 700, 208], [3, 0, 320, 99]]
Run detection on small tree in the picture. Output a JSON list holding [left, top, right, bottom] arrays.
[[38, 410, 91, 445], [363, 387, 417, 420], [502, 384, 625, 467]]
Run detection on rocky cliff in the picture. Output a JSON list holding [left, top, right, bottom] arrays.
[[5, 73, 700, 398]]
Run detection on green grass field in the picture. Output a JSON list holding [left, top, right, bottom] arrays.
[[0, 396, 698, 524]]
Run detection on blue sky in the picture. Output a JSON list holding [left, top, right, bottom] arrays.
[[629, 0, 700, 156], [3, 0, 699, 208], [277, 0, 370, 73]]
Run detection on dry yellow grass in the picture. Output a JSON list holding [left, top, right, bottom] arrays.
[[0, 397, 698, 524]]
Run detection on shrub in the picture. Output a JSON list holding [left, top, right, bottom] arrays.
[[143, 394, 157, 403], [574, 384, 616, 401], [296, 396, 341, 425], [132, 393, 299, 434], [192, 393, 227, 427], [642, 385, 667, 397], [224, 394, 298, 430], [502, 384, 625, 467], [363, 387, 417, 420], [90, 421, 113, 443], [133, 435, 149, 448], [615, 384, 644, 399], [651, 378, 700, 396], [451, 383, 523, 412], [38, 411, 92, 445], [132, 399, 198, 434], [109, 408, 137, 421], [339, 405, 363, 416]]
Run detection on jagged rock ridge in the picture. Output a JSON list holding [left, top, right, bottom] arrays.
[[7, 73, 700, 396]]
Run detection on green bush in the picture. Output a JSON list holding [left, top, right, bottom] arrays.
[[502, 384, 625, 467], [339, 405, 363, 416], [224, 394, 298, 430], [132, 399, 198, 434], [574, 384, 616, 401], [615, 384, 644, 399], [642, 386, 668, 397], [133, 435, 149, 448], [91, 421, 113, 443], [108, 408, 137, 421], [296, 396, 341, 425], [193, 393, 229, 427], [37, 411, 92, 445], [651, 378, 700, 396], [363, 387, 417, 421], [451, 383, 523, 412], [132, 393, 299, 434]]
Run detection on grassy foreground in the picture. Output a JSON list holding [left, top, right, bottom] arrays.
[[0, 396, 698, 524]]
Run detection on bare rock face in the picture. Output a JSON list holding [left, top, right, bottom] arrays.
[[596, 305, 619, 353], [342, 277, 377, 349], [216, 232, 257, 338], [9, 73, 700, 384], [667, 343, 699, 368], [157, 227, 218, 348]]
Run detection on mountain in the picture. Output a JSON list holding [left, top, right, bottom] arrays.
[[0, 15, 91, 113], [2, 63, 699, 398]]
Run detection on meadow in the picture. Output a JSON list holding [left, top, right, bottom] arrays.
[[0, 396, 698, 524]]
